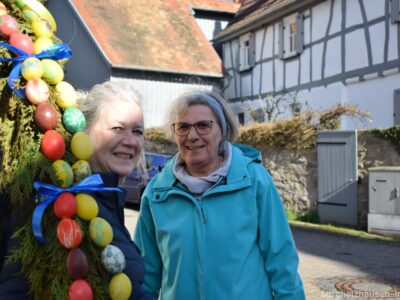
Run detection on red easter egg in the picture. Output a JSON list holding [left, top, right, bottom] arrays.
[[9, 32, 34, 55], [0, 14, 18, 37], [57, 218, 82, 249], [53, 192, 77, 219], [26, 78, 50, 105], [68, 279, 93, 300], [41, 130, 65, 160], [34, 102, 58, 131], [67, 248, 89, 279]]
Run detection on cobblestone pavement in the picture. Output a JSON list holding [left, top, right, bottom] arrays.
[[125, 208, 400, 299], [293, 226, 400, 300]]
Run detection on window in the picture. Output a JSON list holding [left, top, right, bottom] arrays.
[[238, 112, 245, 125], [279, 13, 304, 59], [239, 33, 255, 71], [391, 0, 400, 23]]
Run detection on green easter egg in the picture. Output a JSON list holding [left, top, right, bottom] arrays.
[[63, 107, 86, 133]]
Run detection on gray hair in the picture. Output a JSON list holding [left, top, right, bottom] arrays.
[[165, 89, 238, 153], [76, 81, 147, 175]]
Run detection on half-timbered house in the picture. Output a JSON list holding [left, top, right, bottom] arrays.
[[215, 0, 400, 129]]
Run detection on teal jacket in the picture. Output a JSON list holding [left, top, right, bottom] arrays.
[[134, 144, 305, 300]]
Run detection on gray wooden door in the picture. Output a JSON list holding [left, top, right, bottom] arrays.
[[317, 130, 358, 226]]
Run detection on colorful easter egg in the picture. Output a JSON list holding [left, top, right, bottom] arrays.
[[57, 218, 83, 249], [53, 192, 77, 219], [89, 217, 113, 247], [72, 160, 91, 183], [51, 159, 74, 188], [75, 193, 98, 221], [34, 102, 58, 131], [68, 279, 93, 300], [0, 3, 7, 16], [15, 0, 25, 8], [22, 6, 38, 22], [31, 17, 53, 38], [67, 248, 89, 279], [33, 36, 53, 54], [26, 78, 49, 105], [0, 14, 18, 37], [71, 132, 93, 160], [108, 273, 132, 300], [55, 81, 77, 108], [10, 32, 34, 55], [41, 59, 64, 85], [63, 107, 86, 133], [101, 245, 126, 274], [21, 57, 43, 80], [41, 130, 65, 160]]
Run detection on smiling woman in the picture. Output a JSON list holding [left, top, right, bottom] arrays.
[[77, 81, 146, 177], [134, 89, 306, 300]]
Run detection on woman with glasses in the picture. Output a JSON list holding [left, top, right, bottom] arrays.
[[134, 90, 305, 300]]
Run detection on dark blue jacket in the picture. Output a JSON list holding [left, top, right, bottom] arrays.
[[0, 172, 152, 300]]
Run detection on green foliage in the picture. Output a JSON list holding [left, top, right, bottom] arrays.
[[371, 126, 400, 151], [286, 209, 319, 224]]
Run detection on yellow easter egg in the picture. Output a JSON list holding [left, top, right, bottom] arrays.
[[31, 17, 53, 38], [0, 2, 7, 16], [71, 132, 93, 160], [55, 81, 77, 108], [41, 59, 64, 85], [51, 159, 73, 188], [71, 160, 91, 183], [34, 37, 53, 54], [21, 57, 43, 80], [75, 193, 98, 221], [89, 217, 113, 247], [109, 273, 132, 300]]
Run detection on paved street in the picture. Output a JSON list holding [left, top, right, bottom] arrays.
[[125, 208, 400, 299]]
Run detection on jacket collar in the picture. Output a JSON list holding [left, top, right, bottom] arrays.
[[152, 144, 260, 193]]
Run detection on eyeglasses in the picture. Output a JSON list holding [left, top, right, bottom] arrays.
[[172, 120, 214, 136]]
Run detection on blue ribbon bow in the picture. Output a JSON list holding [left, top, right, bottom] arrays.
[[32, 174, 123, 244], [0, 42, 72, 99]]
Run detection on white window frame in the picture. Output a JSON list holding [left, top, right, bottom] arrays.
[[239, 33, 255, 72], [282, 15, 298, 59], [279, 13, 303, 60]]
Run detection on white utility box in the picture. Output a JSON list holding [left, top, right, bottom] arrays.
[[368, 167, 400, 236]]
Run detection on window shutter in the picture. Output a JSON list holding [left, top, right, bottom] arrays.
[[278, 22, 284, 59], [295, 13, 304, 54], [391, 0, 400, 23], [248, 33, 256, 67]]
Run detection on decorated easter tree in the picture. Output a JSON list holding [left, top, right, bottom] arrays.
[[0, 1, 132, 299]]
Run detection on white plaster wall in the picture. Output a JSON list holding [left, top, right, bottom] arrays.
[[388, 24, 398, 61], [369, 21, 386, 65], [325, 36, 342, 77], [300, 48, 311, 85], [195, 18, 229, 41], [364, 0, 386, 21], [329, 0, 342, 35], [111, 77, 213, 128], [241, 72, 252, 97], [345, 30, 369, 72], [264, 26, 274, 58], [312, 43, 324, 81], [311, 1, 331, 41], [285, 59, 299, 88], [346, 0, 363, 28], [263, 61, 274, 94]]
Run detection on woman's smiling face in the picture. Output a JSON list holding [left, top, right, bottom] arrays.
[[174, 104, 223, 177], [88, 99, 144, 176]]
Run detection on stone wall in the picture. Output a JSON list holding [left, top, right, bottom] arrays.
[[147, 131, 400, 229], [258, 131, 400, 229]]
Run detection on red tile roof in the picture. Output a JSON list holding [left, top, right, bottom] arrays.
[[71, 0, 239, 77], [188, 0, 240, 13]]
